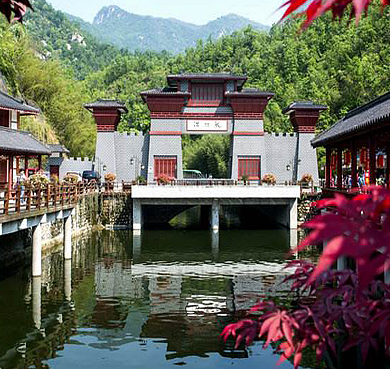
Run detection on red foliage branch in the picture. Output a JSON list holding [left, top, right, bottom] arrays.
[[222, 187, 390, 368], [280, 0, 390, 28], [0, 0, 32, 22]]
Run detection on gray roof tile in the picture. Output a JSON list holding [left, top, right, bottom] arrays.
[[283, 101, 327, 115], [168, 73, 246, 80], [0, 91, 39, 114], [141, 87, 190, 95], [84, 99, 128, 113], [226, 89, 275, 97], [46, 143, 70, 154], [167, 73, 247, 88], [311, 92, 390, 147], [0, 126, 51, 155]]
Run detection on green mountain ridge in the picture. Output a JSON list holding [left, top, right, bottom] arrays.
[[70, 5, 270, 53], [24, 0, 123, 79]]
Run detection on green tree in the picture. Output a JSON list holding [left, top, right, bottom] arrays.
[[183, 135, 230, 178]]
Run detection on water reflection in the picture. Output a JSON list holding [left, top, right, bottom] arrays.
[[32, 276, 42, 330], [0, 229, 306, 369]]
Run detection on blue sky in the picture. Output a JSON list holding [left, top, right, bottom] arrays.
[[47, 0, 286, 26]]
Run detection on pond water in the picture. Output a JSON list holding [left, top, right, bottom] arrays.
[[0, 229, 313, 369]]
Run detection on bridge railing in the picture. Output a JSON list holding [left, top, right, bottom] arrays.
[[0, 182, 97, 218], [144, 179, 311, 187]]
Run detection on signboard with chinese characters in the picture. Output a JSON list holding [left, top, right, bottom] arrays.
[[187, 120, 228, 132]]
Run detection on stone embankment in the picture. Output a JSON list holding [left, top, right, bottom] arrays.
[[0, 192, 132, 276], [297, 192, 322, 226]]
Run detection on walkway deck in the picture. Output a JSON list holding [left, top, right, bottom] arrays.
[[0, 183, 96, 235]]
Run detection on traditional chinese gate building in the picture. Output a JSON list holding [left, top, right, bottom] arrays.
[[87, 73, 326, 184], [311, 91, 390, 192]]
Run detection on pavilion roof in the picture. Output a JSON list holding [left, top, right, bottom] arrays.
[[140, 88, 191, 102], [283, 101, 327, 115], [84, 99, 128, 113], [0, 91, 39, 115], [312, 92, 390, 147], [167, 73, 247, 87], [46, 143, 70, 154], [0, 126, 51, 155]]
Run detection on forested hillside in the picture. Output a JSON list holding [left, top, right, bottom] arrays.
[[24, 0, 124, 79], [0, 19, 96, 156], [1, 0, 390, 175]]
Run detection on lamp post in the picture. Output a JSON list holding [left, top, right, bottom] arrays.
[[130, 156, 140, 181], [286, 158, 301, 184]]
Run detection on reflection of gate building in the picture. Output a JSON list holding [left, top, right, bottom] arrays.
[[86, 73, 326, 184]]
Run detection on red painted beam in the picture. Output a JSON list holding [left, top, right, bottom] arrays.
[[232, 131, 264, 136], [369, 138, 376, 185], [325, 147, 331, 188], [149, 131, 182, 136], [351, 142, 358, 188], [337, 147, 343, 190]]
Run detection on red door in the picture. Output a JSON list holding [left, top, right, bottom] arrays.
[[0, 159, 7, 184], [238, 157, 261, 180], [154, 156, 177, 179], [0, 110, 9, 127], [50, 165, 60, 178]]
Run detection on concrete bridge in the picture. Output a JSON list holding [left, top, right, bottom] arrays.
[[0, 183, 95, 277], [132, 185, 300, 231]]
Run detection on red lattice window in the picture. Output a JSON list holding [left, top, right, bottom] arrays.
[[238, 157, 261, 180], [189, 83, 224, 106], [154, 156, 177, 179]]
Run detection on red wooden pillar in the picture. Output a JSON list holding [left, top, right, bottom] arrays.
[[25, 155, 29, 175], [38, 155, 42, 171], [369, 138, 376, 185], [387, 145, 390, 189], [337, 147, 343, 190], [351, 142, 358, 188], [8, 155, 13, 192], [325, 147, 331, 188]]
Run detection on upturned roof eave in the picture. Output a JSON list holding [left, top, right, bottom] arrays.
[[311, 113, 390, 147]]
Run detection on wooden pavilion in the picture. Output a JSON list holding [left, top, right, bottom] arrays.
[[0, 91, 51, 191], [312, 91, 390, 192]]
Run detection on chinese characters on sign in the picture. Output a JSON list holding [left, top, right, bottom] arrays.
[[187, 120, 228, 132]]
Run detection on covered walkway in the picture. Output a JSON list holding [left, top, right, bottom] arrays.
[[312, 91, 390, 192]]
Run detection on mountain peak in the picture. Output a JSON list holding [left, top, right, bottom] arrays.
[[77, 5, 269, 53], [93, 5, 128, 25]]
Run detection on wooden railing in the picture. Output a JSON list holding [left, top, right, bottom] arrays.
[[0, 182, 97, 217], [146, 179, 309, 187]]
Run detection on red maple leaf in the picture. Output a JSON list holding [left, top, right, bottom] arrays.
[[280, 0, 390, 28], [0, 0, 32, 22]]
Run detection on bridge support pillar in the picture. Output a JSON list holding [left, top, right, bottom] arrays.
[[289, 199, 298, 229], [211, 200, 220, 232], [133, 230, 142, 259], [32, 224, 42, 277], [211, 231, 219, 258], [133, 200, 142, 231], [290, 229, 298, 254], [64, 215, 72, 260]]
